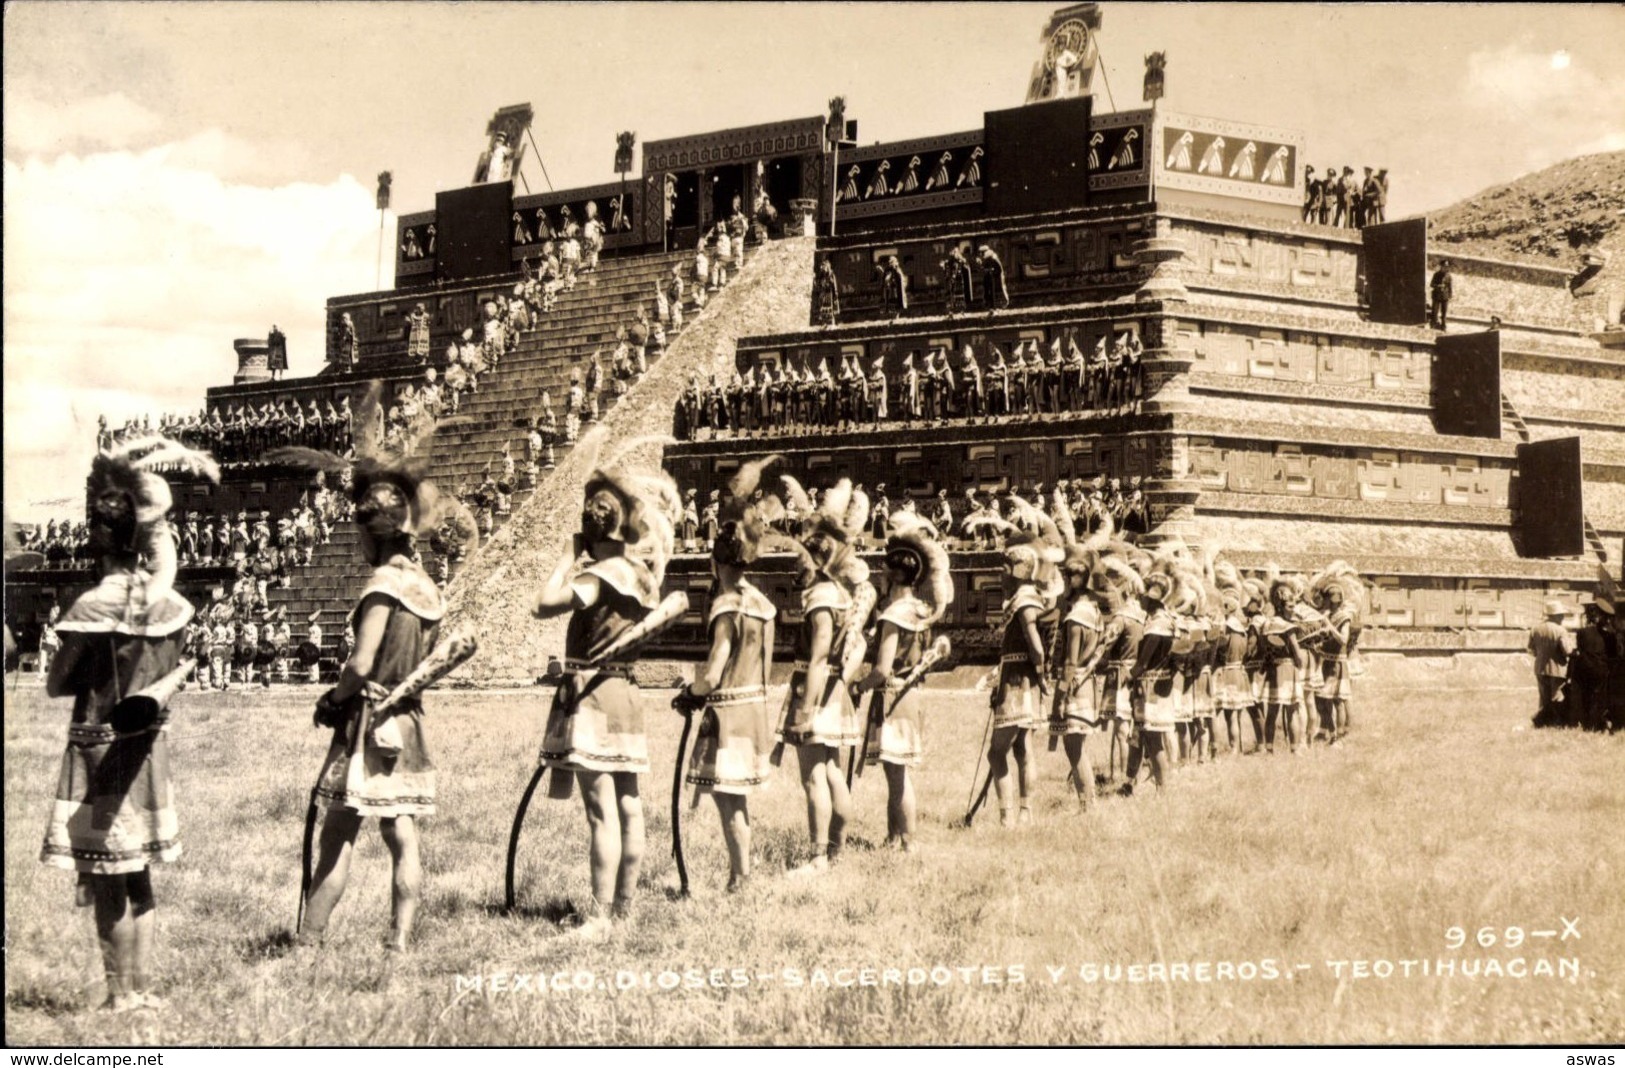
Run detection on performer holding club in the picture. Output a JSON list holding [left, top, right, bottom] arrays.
[[853, 511, 953, 851], [1310, 561, 1365, 744], [674, 457, 782, 892], [271, 386, 473, 953], [1048, 510, 1108, 811], [966, 498, 1065, 826], [775, 477, 875, 876], [41, 436, 215, 1012], [530, 434, 681, 936]]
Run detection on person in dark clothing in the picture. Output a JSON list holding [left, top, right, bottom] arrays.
[[1429, 260, 1454, 330]]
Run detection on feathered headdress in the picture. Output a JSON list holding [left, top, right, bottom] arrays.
[[580, 430, 682, 587], [713, 454, 782, 567], [86, 435, 220, 605], [267, 381, 473, 548], [780, 474, 870, 589], [1309, 559, 1367, 621], [884, 510, 953, 626]]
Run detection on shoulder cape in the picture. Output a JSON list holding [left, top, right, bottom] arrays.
[[56, 574, 193, 637], [358, 556, 445, 622]]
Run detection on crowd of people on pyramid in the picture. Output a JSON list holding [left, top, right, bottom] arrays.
[[1301, 165, 1389, 228], [673, 333, 1145, 441], [98, 402, 355, 468], [674, 475, 1152, 556], [24, 399, 1621, 1010]]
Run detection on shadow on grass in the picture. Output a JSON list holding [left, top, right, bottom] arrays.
[[236, 928, 299, 963], [6, 985, 83, 1017], [478, 897, 579, 924]]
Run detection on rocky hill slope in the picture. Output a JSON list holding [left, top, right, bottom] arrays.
[[1431, 150, 1625, 267]]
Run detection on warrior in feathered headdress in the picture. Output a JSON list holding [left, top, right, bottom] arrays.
[[963, 495, 1066, 825], [530, 429, 681, 936], [1119, 548, 1206, 793], [40, 434, 219, 1010], [270, 382, 475, 951], [1257, 567, 1309, 754], [1047, 498, 1112, 809], [852, 509, 954, 849], [1309, 560, 1366, 744], [1210, 557, 1259, 755], [675, 456, 784, 891], [775, 475, 876, 876]]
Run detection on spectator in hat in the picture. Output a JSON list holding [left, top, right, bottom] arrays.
[[1528, 600, 1573, 727]]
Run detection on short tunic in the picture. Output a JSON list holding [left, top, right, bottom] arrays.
[[541, 557, 654, 775], [1050, 596, 1102, 735], [687, 584, 775, 794], [867, 593, 932, 767], [1213, 628, 1253, 710], [41, 575, 192, 875], [1320, 607, 1358, 701], [314, 559, 442, 819], [1133, 608, 1178, 733], [1100, 603, 1146, 721], [995, 586, 1047, 730], [1258, 619, 1301, 706], [779, 581, 862, 748]]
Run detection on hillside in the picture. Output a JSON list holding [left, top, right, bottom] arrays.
[[1430, 150, 1625, 267]]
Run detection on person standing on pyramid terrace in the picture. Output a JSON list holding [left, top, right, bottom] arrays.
[[1429, 259, 1454, 330]]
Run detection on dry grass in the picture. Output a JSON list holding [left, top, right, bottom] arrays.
[[4, 678, 1622, 1046]]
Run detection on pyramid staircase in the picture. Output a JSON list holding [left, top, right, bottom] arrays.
[[266, 246, 697, 655]]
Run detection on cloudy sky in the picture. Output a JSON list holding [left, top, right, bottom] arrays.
[[5, 2, 1624, 521]]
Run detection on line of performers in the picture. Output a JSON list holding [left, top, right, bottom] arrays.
[[672, 333, 1145, 441], [34, 434, 1366, 1010]]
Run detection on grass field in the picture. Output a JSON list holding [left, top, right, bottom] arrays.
[[4, 676, 1622, 1046]]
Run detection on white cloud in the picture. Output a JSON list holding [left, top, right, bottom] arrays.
[[2, 135, 382, 522], [4, 92, 166, 157]]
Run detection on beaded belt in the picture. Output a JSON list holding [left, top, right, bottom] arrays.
[[999, 653, 1034, 665]]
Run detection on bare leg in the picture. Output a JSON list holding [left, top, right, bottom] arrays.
[[1062, 733, 1095, 811], [378, 816, 422, 951], [612, 771, 644, 915], [713, 793, 752, 888], [1012, 728, 1034, 823], [1146, 731, 1171, 789], [577, 770, 621, 912], [791, 744, 832, 874], [823, 748, 851, 862], [988, 725, 1017, 826], [300, 806, 364, 941], [90, 872, 155, 1008], [882, 762, 916, 847]]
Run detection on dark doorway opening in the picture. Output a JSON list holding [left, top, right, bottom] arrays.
[[764, 156, 803, 218], [709, 164, 747, 227]]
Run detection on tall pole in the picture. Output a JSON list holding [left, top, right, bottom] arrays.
[[376, 208, 385, 291], [830, 142, 839, 238]]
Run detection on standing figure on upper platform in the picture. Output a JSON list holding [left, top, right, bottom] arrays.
[[978, 244, 1009, 312], [338, 313, 359, 370], [1429, 260, 1454, 331], [943, 246, 974, 318], [867, 356, 889, 427], [1301, 166, 1323, 224], [880, 255, 908, 319], [959, 344, 984, 421], [815, 259, 841, 326]]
